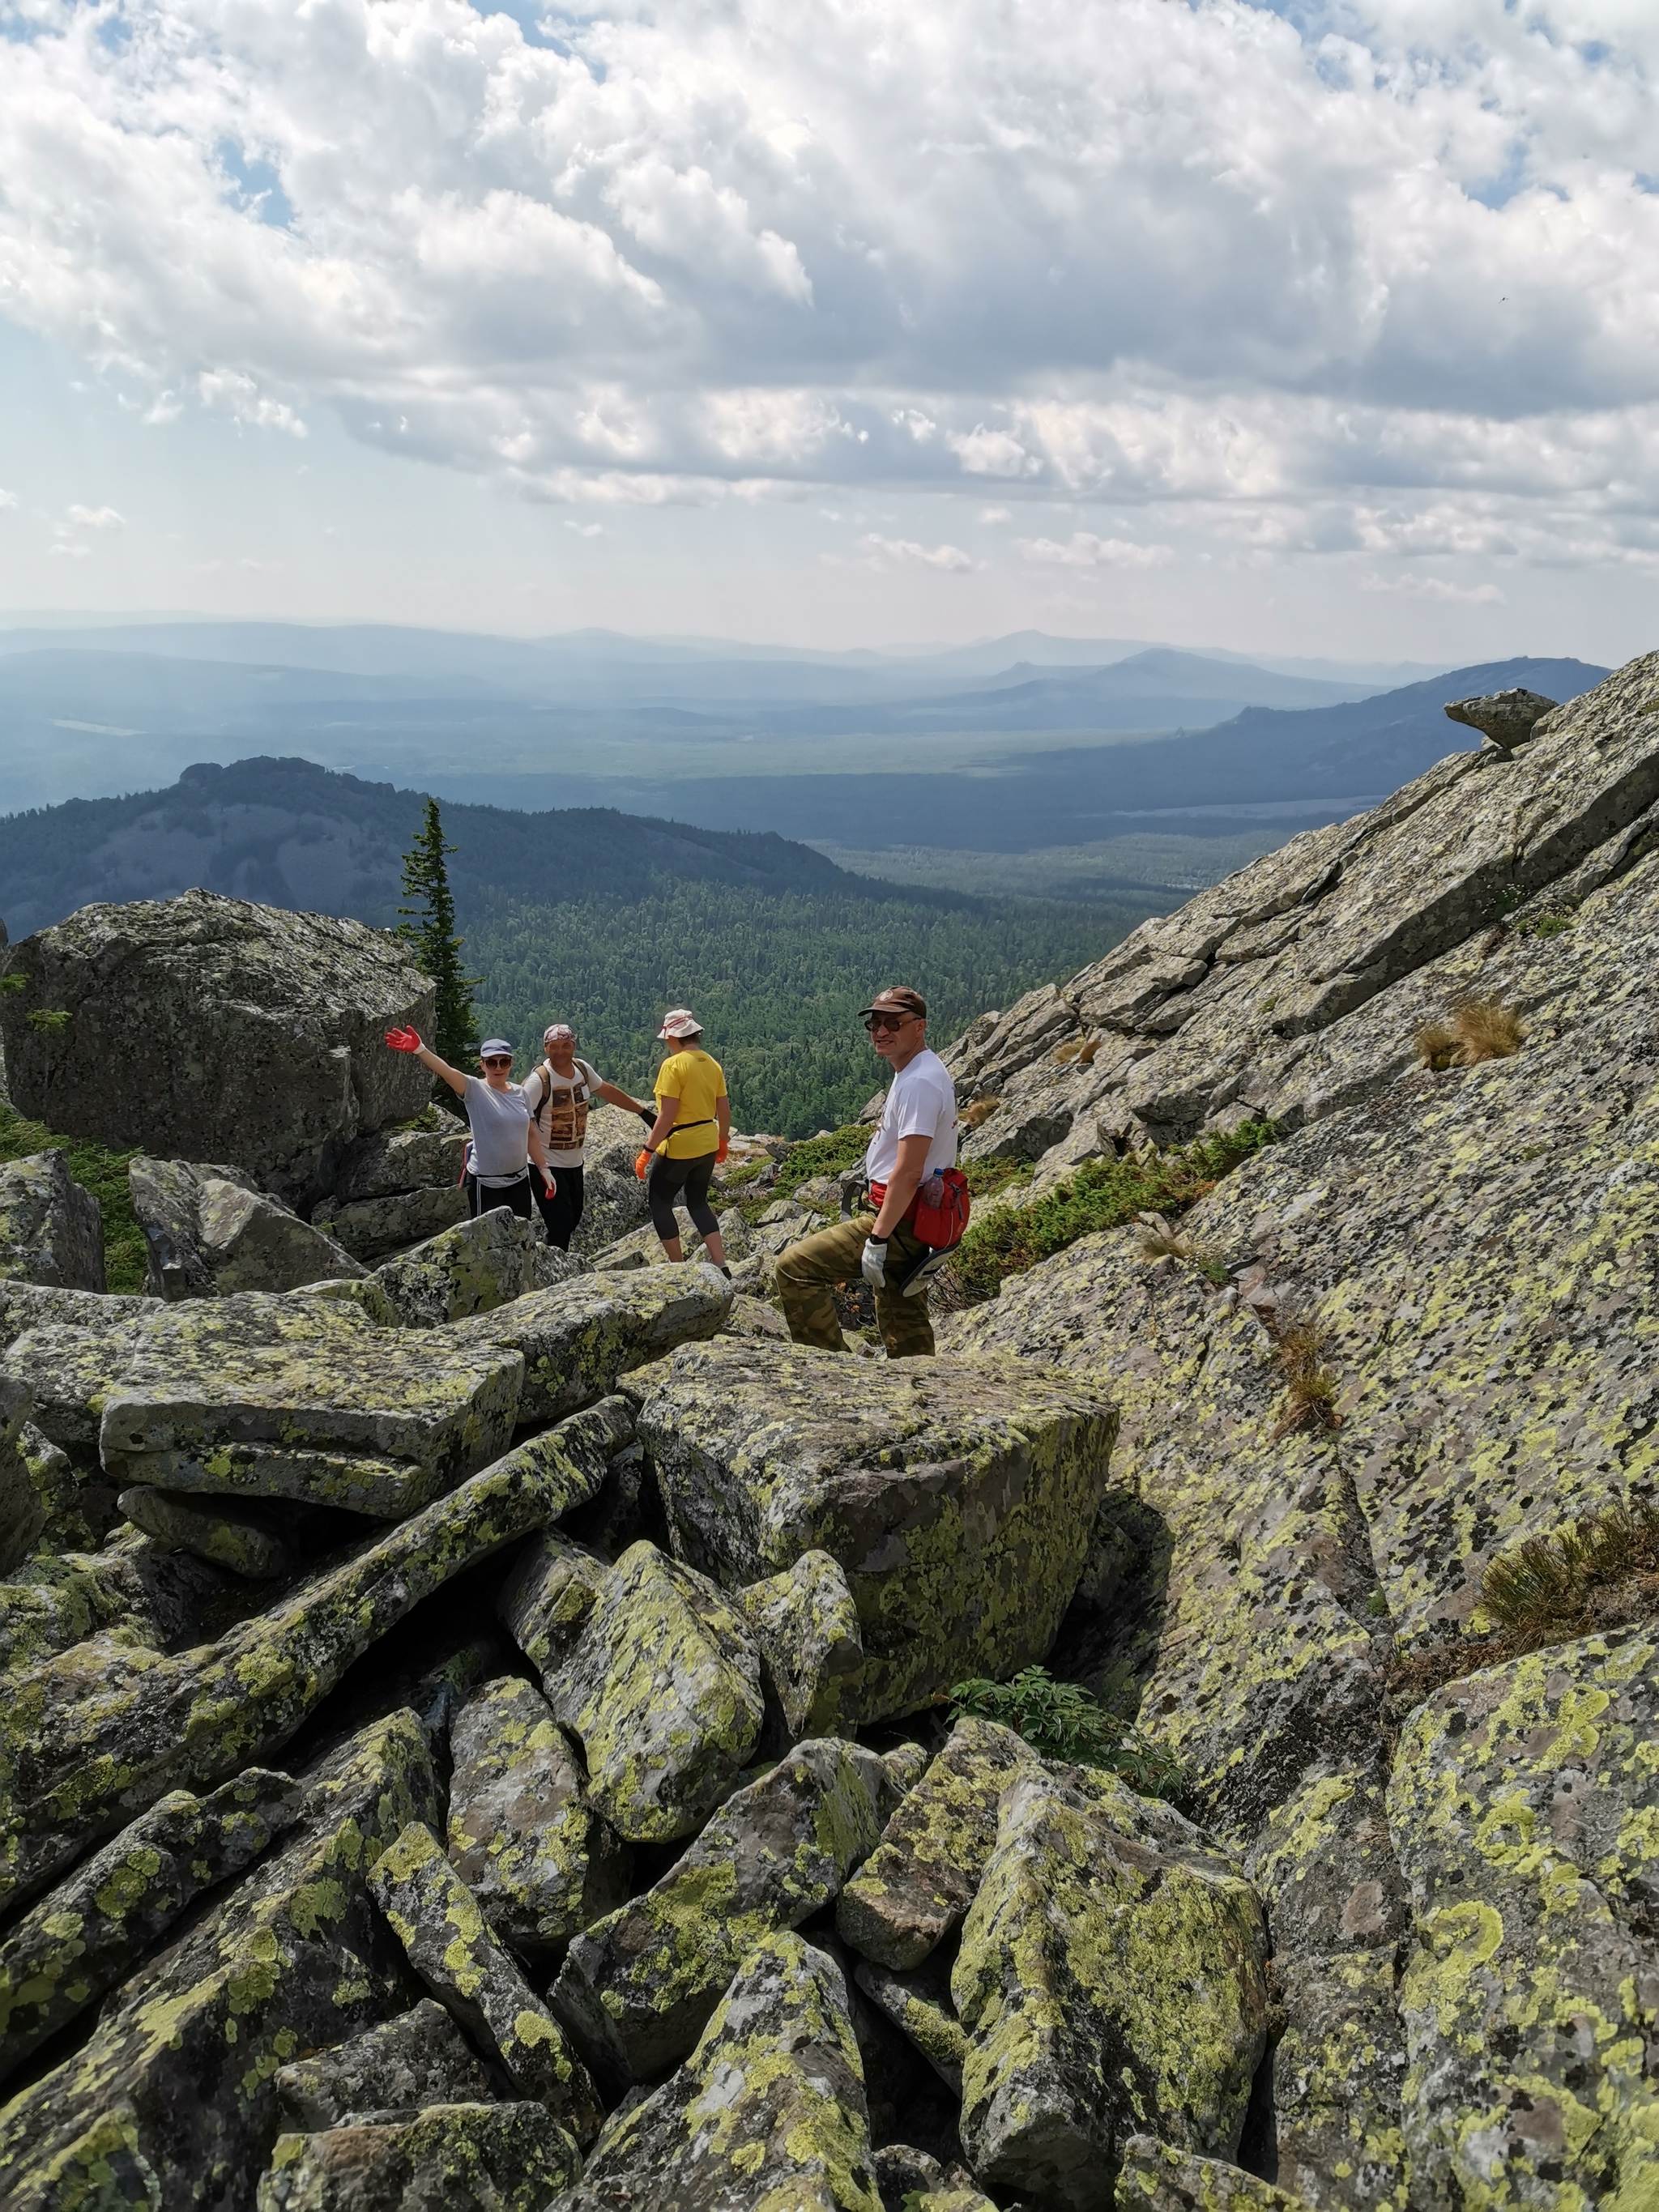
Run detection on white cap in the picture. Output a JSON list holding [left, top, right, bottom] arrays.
[[544, 1023, 575, 1044], [657, 1008, 702, 1040]]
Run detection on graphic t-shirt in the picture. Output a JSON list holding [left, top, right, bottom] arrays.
[[655, 1049, 727, 1159], [864, 1048, 959, 1187], [522, 1057, 604, 1169], [462, 1076, 533, 1186]]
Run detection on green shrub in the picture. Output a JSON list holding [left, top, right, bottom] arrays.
[[945, 1120, 1277, 1303], [0, 1102, 147, 1293], [949, 1664, 1183, 1800]]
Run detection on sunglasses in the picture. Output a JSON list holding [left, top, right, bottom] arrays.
[[863, 1012, 916, 1032], [482, 1055, 513, 1068]]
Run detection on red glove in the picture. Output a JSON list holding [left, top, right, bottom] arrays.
[[543, 1174, 557, 1199], [386, 1026, 421, 1053], [635, 1149, 654, 1181]]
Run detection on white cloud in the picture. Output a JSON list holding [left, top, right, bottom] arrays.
[[565, 519, 604, 538], [1362, 573, 1506, 603], [0, 0, 1656, 578], [1016, 531, 1174, 569], [65, 505, 124, 531], [978, 506, 1012, 525], [859, 534, 980, 572]]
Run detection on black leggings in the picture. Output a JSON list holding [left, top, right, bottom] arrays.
[[536, 1165, 584, 1251], [648, 1151, 719, 1242], [467, 1172, 535, 1222]]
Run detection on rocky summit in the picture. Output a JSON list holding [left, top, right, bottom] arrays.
[[1, 652, 1658, 2210]]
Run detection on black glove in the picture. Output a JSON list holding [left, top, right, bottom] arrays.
[[637, 1107, 657, 1130]]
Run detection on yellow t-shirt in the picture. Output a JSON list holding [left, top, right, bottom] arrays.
[[655, 1048, 727, 1158]]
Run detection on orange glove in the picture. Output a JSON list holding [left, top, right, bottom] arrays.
[[716, 1139, 729, 1165], [635, 1149, 654, 1181]]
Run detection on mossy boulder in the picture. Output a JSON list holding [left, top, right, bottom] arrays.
[[367, 1820, 600, 2143], [444, 1268, 732, 1424], [116, 1483, 298, 1579], [552, 1737, 885, 2084], [496, 1528, 609, 1687], [446, 1674, 629, 1955], [634, 1340, 1117, 1722], [837, 1718, 1039, 1971], [331, 1125, 470, 1204], [370, 1208, 539, 1328], [0, 1431, 580, 1913], [272, 1999, 494, 2129], [0, 1375, 46, 1575], [736, 1548, 864, 1743], [0, 1149, 104, 1291], [313, 1183, 471, 1264], [0, 1765, 304, 2086], [549, 1930, 883, 2211], [1117, 2135, 1317, 2212], [546, 1539, 764, 1843], [0, 1708, 440, 2210], [1388, 1628, 1659, 2211], [854, 1953, 966, 2094], [952, 1770, 1270, 2209], [258, 2101, 581, 2211]]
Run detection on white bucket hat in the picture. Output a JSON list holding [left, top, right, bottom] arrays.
[[657, 1008, 702, 1040]]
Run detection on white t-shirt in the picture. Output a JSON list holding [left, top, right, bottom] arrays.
[[522, 1057, 604, 1168], [864, 1048, 959, 1187]]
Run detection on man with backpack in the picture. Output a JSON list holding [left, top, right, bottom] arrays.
[[521, 1023, 654, 1250], [775, 986, 962, 1359]]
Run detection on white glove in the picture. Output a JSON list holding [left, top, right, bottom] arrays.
[[861, 1236, 889, 1289]]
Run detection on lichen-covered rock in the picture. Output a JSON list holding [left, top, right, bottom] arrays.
[[117, 1482, 298, 1579], [0, 1532, 228, 1677], [331, 1123, 470, 1204], [130, 1153, 246, 1298], [549, 1930, 883, 2212], [0, 1707, 440, 2211], [1443, 684, 1559, 750], [0, 1766, 304, 2084], [273, 2000, 495, 2129], [0, 889, 434, 1206], [737, 1548, 864, 1741], [258, 2102, 581, 2211], [838, 1719, 1040, 1970], [1388, 1628, 1659, 2211], [367, 1820, 600, 2142], [497, 1528, 609, 1686], [446, 1674, 629, 1956], [547, 1538, 764, 1843], [952, 1770, 1270, 2209], [99, 1301, 522, 1516], [0, 1375, 45, 1575], [0, 1431, 579, 1913], [445, 1266, 732, 1423], [873, 2145, 996, 2212], [197, 1174, 365, 1294], [552, 1737, 884, 2084], [1117, 2136, 1317, 2212], [370, 1207, 539, 1327], [636, 1340, 1116, 1721], [855, 1954, 966, 2094], [312, 1183, 471, 1264], [569, 1164, 652, 1258], [0, 1149, 104, 1291]]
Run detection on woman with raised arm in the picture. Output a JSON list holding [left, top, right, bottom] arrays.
[[385, 1027, 555, 1225]]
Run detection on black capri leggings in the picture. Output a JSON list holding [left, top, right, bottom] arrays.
[[649, 1150, 720, 1241]]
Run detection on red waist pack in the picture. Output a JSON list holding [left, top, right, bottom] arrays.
[[912, 1167, 971, 1250]]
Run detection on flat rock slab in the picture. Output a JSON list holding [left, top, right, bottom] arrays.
[[117, 1483, 298, 1578], [637, 1340, 1116, 1721], [372, 1208, 538, 1328], [546, 1539, 764, 1843], [260, 2103, 581, 2212], [443, 1267, 732, 1423], [0, 1709, 440, 2212], [0, 1765, 304, 2086], [0, 1149, 104, 1291], [274, 2000, 495, 2129], [1118, 2136, 1316, 2212], [953, 1770, 1270, 2210], [838, 1717, 1038, 1971], [550, 1930, 882, 2212], [552, 1737, 884, 2084], [0, 1434, 575, 1915], [100, 1305, 522, 1515], [446, 1673, 629, 1955], [368, 1820, 601, 2144], [855, 1954, 966, 2095], [315, 1183, 470, 1264]]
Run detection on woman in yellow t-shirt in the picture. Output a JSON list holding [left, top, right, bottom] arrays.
[[642, 1008, 732, 1271]]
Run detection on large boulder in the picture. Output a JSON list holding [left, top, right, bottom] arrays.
[[313, 1183, 471, 1263], [633, 1340, 1117, 1721], [0, 1375, 46, 1575], [260, 2103, 581, 2212], [271, 1999, 495, 2129], [0, 1150, 104, 1291], [130, 1155, 364, 1298], [371, 1208, 540, 1328], [0, 889, 433, 1205], [331, 1123, 470, 1203]]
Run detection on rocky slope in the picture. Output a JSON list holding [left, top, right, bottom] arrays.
[[0, 654, 1656, 2210]]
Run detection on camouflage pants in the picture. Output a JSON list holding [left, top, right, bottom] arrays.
[[774, 1212, 936, 1360]]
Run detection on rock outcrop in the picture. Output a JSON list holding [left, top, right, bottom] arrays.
[[0, 1151, 104, 1291], [130, 1155, 363, 1298]]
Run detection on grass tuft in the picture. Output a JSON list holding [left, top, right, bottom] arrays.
[[1418, 999, 1525, 1072], [949, 1664, 1183, 1800], [0, 1100, 147, 1292], [958, 1096, 1001, 1130], [1135, 1213, 1229, 1284], [943, 1119, 1276, 1305], [1267, 1318, 1341, 1438]]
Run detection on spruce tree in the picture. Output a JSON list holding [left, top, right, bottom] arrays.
[[397, 799, 480, 1072]]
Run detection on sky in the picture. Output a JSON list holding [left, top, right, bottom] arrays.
[[0, 0, 1657, 660]]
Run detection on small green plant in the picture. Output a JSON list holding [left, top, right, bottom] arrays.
[[0, 972, 25, 995], [24, 1008, 72, 1034], [949, 1665, 1184, 1800], [736, 1122, 870, 1222], [1136, 1213, 1229, 1284], [1365, 1588, 1390, 1618], [1516, 910, 1574, 939], [0, 1102, 147, 1292]]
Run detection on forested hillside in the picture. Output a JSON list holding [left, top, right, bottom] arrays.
[[0, 756, 1162, 1135]]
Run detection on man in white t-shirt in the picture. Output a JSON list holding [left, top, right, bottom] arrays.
[[775, 985, 958, 1358], [521, 1022, 655, 1249]]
